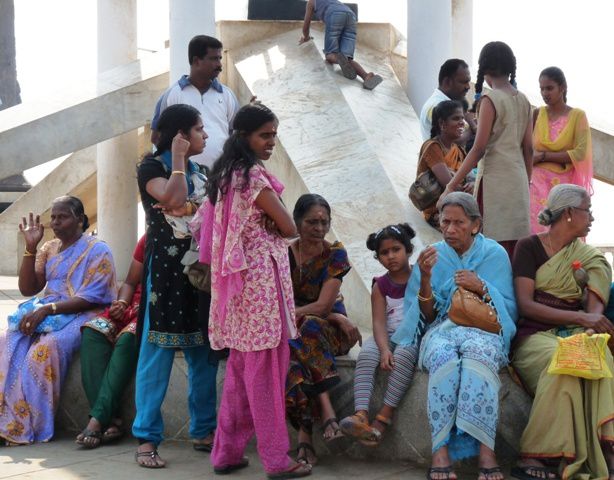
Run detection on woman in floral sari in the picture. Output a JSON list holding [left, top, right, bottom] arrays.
[[393, 192, 517, 480], [286, 194, 362, 466], [0, 196, 116, 445], [511, 184, 614, 480], [530, 67, 592, 234]]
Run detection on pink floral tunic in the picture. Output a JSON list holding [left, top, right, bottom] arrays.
[[208, 165, 297, 352]]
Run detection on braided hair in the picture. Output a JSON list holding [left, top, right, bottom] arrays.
[[473, 41, 517, 109]]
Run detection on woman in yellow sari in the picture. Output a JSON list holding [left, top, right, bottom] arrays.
[[511, 184, 614, 480], [415, 100, 471, 229], [530, 67, 592, 234]]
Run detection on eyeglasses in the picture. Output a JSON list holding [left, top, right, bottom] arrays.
[[573, 207, 593, 216]]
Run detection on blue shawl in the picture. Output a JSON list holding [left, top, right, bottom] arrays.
[[391, 234, 517, 355]]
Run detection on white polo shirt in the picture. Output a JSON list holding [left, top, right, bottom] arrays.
[[152, 75, 240, 169], [419, 88, 451, 141]]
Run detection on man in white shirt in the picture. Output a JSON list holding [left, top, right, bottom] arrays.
[[419, 59, 472, 140], [151, 35, 240, 169]]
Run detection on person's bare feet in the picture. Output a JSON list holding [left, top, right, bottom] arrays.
[[478, 445, 504, 480], [135, 442, 165, 468], [428, 446, 457, 480]]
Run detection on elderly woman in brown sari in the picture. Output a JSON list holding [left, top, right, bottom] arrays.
[[285, 194, 362, 466], [511, 184, 614, 480]]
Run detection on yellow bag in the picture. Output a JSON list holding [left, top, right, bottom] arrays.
[[547, 333, 612, 380]]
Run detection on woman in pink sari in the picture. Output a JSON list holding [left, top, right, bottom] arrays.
[[530, 67, 592, 234]]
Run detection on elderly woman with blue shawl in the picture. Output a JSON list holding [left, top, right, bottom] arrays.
[[393, 192, 517, 480], [0, 196, 116, 445]]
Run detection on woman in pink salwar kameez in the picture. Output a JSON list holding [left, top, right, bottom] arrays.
[[196, 104, 312, 479]]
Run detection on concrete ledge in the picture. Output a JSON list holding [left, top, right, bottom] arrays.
[[58, 350, 531, 462]]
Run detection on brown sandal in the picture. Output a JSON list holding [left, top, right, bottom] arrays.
[[340, 412, 381, 446], [267, 461, 312, 478]]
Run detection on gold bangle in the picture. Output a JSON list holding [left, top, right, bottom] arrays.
[[417, 292, 433, 302], [171, 170, 186, 176], [23, 249, 36, 257], [117, 299, 129, 308], [50, 302, 57, 314]]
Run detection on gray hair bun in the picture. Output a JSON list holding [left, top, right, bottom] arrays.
[[537, 208, 554, 226]]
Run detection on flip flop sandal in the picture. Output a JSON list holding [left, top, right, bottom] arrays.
[[363, 74, 383, 90], [267, 462, 312, 479], [337, 53, 357, 80], [426, 466, 455, 480], [322, 417, 344, 443], [511, 466, 558, 480], [479, 467, 504, 480], [295, 442, 317, 465], [135, 449, 165, 469], [75, 428, 102, 449], [101, 425, 124, 444], [214, 456, 249, 475], [358, 413, 390, 447], [193, 441, 214, 452]]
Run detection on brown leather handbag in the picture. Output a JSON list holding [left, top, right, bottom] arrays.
[[448, 287, 500, 334]]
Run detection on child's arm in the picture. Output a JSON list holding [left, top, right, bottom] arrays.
[[299, 0, 315, 44], [372, 283, 394, 371], [255, 188, 297, 238]]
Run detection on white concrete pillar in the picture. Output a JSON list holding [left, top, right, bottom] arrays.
[[451, 0, 473, 69], [406, 0, 474, 112], [169, 0, 216, 83], [97, 0, 138, 279], [406, 0, 452, 113]]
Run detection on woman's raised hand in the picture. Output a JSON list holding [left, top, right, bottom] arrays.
[[454, 270, 483, 294], [171, 132, 191, 158], [19, 213, 44, 252], [418, 246, 438, 277]]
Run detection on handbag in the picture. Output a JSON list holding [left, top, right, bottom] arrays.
[[448, 287, 500, 334], [409, 169, 443, 211], [180, 238, 211, 292], [408, 140, 445, 211]]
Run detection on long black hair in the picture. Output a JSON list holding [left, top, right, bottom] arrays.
[[540, 66, 567, 103], [430, 100, 463, 139], [153, 104, 201, 155], [473, 41, 517, 109], [206, 103, 278, 204]]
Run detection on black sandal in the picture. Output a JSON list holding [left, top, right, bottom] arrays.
[[296, 442, 317, 465], [479, 467, 504, 480], [214, 456, 249, 475], [511, 466, 558, 480], [75, 428, 102, 449], [426, 466, 456, 480], [322, 417, 344, 443]]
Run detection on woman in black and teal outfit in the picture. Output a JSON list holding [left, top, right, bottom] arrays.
[[133, 104, 217, 468]]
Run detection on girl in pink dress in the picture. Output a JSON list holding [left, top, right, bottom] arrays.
[[196, 104, 312, 479]]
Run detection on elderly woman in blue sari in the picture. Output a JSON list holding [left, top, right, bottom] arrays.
[[0, 196, 116, 445], [393, 192, 517, 480]]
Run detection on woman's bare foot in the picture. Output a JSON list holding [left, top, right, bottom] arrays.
[[478, 445, 504, 480], [428, 445, 457, 480], [135, 442, 165, 468]]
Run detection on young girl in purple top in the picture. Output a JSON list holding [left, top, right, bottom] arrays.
[[340, 223, 418, 445]]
